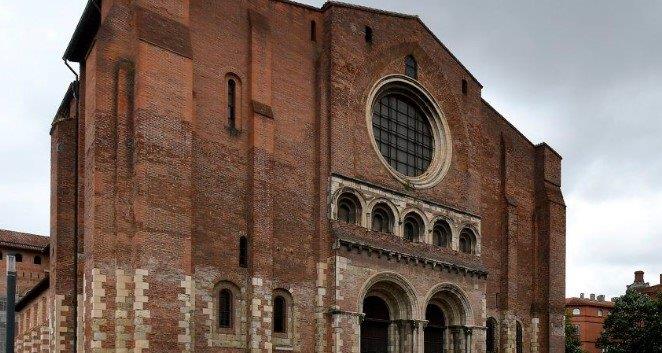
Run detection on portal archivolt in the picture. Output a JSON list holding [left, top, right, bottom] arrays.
[[359, 276, 474, 353]]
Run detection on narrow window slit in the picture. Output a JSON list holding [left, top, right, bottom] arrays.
[[239, 236, 248, 268], [365, 26, 373, 43], [310, 20, 317, 42], [228, 79, 237, 129]]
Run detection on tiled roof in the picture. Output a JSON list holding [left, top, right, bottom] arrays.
[[636, 284, 662, 296], [0, 229, 49, 252]]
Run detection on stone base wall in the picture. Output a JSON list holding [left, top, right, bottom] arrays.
[[15, 291, 50, 353]]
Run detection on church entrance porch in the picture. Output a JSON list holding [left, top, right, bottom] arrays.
[[356, 275, 477, 353]]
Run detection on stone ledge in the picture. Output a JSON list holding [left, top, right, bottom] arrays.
[[333, 222, 488, 279]]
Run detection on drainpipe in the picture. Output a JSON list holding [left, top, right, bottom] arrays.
[[5, 255, 17, 353], [64, 59, 80, 353]]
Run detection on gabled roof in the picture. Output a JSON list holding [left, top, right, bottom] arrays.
[[319, 1, 482, 87], [0, 229, 49, 253], [63, 0, 482, 86]]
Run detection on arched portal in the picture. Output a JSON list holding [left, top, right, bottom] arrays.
[[359, 275, 416, 353], [424, 304, 446, 353], [361, 296, 390, 353], [424, 284, 473, 353]]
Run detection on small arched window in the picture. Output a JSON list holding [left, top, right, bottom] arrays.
[[218, 289, 233, 328], [572, 308, 580, 316], [371, 203, 394, 234], [402, 212, 423, 242], [365, 26, 373, 43], [516, 321, 523, 353], [228, 79, 237, 129], [14, 253, 22, 262], [405, 55, 417, 79], [239, 236, 248, 268], [459, 229, 475, 254], [433, 220, 451, 247], [337, 192, 362, 225], [273, 295, 287, 333], [486, 317, 497, 353], [597, 308, 603, 317], [33, 256, 42, 265]]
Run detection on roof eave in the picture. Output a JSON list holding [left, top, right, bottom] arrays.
[[15, 275, 50, 312], [51, 82, 77, 131], [63, 0, 101, 63]]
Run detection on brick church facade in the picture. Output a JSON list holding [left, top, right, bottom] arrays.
[[17, 1, 566, 352]]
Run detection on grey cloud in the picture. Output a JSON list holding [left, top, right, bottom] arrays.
[[1, 1, 660, 298], [304, 0, 662, 297]]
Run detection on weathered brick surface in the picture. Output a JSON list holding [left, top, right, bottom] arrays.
[[23, 1, 565, 353], [15, 293, 49, 353]]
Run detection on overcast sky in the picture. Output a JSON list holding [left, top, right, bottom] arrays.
[[1, 1, 660, 299]]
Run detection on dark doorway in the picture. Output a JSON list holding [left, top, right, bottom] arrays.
[[361, 296, 390, 353], [486, 317, 497, 353], [424, 304, 446, 353]]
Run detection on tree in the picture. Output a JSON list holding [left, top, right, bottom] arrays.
[[596, 290, 662, 353], [565, 312, 584, 353]]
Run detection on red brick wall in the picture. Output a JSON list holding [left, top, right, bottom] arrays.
[[0, 251, 49, 297], [567, 305, 612, 353], [45, 1, 565, 352]]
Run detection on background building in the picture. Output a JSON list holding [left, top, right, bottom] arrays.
[[0, 229, 49, 353], [565, 294, 614, 353], [627, 270, 662, 298], [13, 1, 566, 352]]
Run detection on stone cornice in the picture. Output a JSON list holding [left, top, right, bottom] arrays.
[[335, 237, 488, 279]]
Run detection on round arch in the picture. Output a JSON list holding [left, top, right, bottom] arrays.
[[458, 226, 479, 255], [401, 207, 430, 230], [459, 223, 481, 239], [401, 208, 428, 243], [331, 187, 367, 226], [430, 215, 455, 229], [366, 198, 401, 222], [358, 272, 419, 320], [431, 217, 453, 247], [367, 198, 402, 234], [331, 187, 368, 213], [422, 283, 474, 326]]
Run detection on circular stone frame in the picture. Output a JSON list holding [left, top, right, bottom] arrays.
[[366, 75, 452, 189]]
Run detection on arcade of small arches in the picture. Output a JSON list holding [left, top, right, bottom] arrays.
[[333, 188, 480, 255], [356, 274, 478, 353]]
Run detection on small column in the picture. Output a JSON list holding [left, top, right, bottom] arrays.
[[396, 320, 406, 353], [389, 321, 399, 353], [464, 327, 473, 353], [415, 320, 427, 353], [443, 327, 450, 353], [450, 327, 464, 353], [393, 320, 418, 353]]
